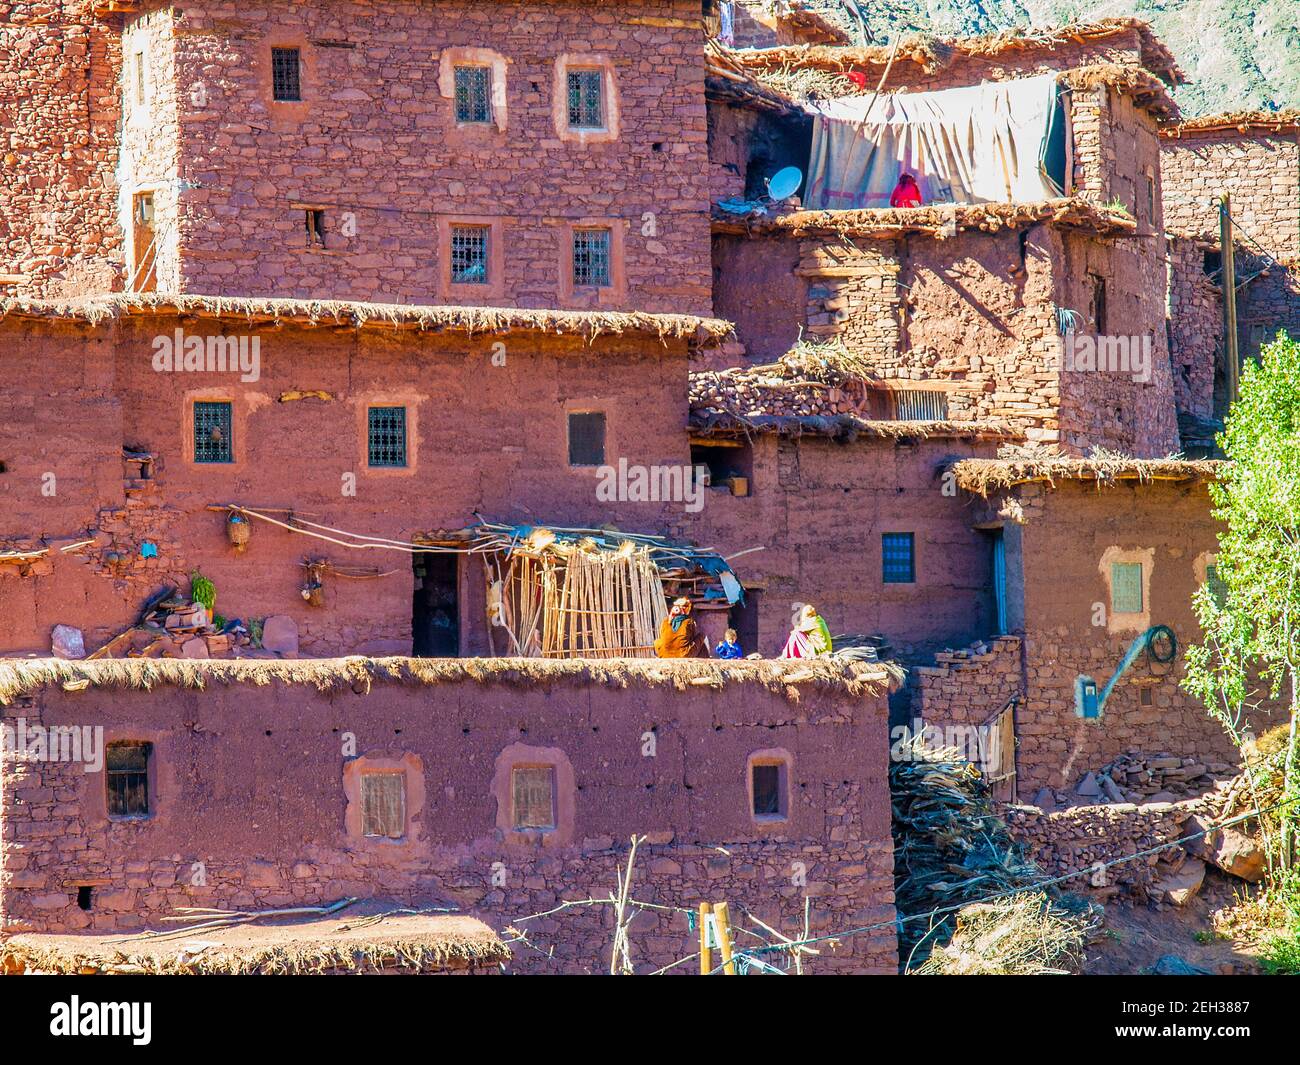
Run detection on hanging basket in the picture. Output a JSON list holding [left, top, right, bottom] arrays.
[[227, 512, 251, 549]]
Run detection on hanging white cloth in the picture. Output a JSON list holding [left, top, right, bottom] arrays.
[[804, 73, 1066, 210]]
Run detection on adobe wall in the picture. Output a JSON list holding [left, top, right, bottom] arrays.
[[696, 434, 1002, 663], [1003, 479, 1240, 792], [1053, 227, 1180, 456], [0, 314, 695, 657], [1166, 236, 1221, 420], [0, 663, 898, 974], [710, 233, 805, 362], [0, 1, 124, 297], [126, 0, 713, 313]]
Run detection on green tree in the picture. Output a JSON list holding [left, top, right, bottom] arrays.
[[1184, 332, 1300, 868]]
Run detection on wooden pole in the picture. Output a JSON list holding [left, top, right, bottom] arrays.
[[715, 901, 737, 975], [698, 902, 713, 975], [1220, 193, 1240, 409]]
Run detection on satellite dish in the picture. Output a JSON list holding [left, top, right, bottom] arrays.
[[766, 167, 803, 201]]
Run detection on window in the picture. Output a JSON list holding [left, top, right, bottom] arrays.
[[512, 766, 556, 829], [454, 65, 492, 124], [134, 52, 146, 106], [271, 47, 302, 102], [892, 390, 948, 421], [450, 224, 489, 284], [193, 401, 233, 464], [106, 741, 151, 818], [566, 68, 604, 129], [1206, 563, 1228, 607], [367, 406, 408, 468], [1145, 175, 1156, 224], [568, 411, 605, 466], [572, 228, 612, 288], [360, 773, 406, 838], [882, 532, 915, 584], [690, 440, 752, 494], [752, 763, 781, 817], [1089, 273, 1107, 333], [305, 209, 325, 247], [1111, 561, 1143, 614]]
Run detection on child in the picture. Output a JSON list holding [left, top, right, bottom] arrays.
[[715, 628, 744, 659]]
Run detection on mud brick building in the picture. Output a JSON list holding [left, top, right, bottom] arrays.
[[1161, 110, 1300, 424], [0, 658, 898, 973], [1, 5, 1294, 969]]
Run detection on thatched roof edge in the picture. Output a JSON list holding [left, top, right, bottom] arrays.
[[0, 293, 734, 346], [0, 655, 892, 705], [726, 17, 1184, 86], [690, 409, 1020, 443], [948, 455, 1226, 496], [1161, 109, 1300, 138], [711, 197, 1137, 240]]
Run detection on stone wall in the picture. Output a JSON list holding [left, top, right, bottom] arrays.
[[0, 1, 124, 297], [0, 662, 898, 974], [913, 635, 1022, 732], [127, 0, 715, 313], [1005, 796, 1205, 897], [1166, 236, 1221, 421], [1161, 125, 1300, 381]]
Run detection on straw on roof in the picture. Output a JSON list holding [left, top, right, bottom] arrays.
[[1161, 108, 1300, 137], [711, 197, 1138, 239], [0, 909, 508, 976], [690, 409, 1019, 443], [0, 293, 734, 346], [727, 17, 1184, 86], [949, 454, 1225, 496], [0, 655, 895, 706], [1059, 63, 1179, 122]]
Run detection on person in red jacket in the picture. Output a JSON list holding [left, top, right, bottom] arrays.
[[890, 172, 923, 208]]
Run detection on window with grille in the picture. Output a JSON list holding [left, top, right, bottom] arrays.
[[107, 742, 151, 818], [567, 411, 605, 466], [193, 401, 233, 464], [882, 532, 915, 584], [272, 47, 302, 102], [450, 225, 489, 284], [566, 68, 604, 129], [511, 766, 556, 829], [892, 390, 948, 421], [1206, 563, 1228, 607], [454, 65, 492, 124], [572, 228, 612, 287], [360, 773, 406, 838], [1111, 562, 1143, 613], [367, 406, 407, 468], [751, 762, 783, 818]]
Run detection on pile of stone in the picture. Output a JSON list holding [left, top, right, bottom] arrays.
[[1036, 750, 1237, 809], [688, 341, 875, 420]]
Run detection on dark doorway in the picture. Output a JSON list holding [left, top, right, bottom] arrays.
[[729, 588, 761, 657], [413, 552, 459, 656]]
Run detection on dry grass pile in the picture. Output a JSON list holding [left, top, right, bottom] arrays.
[[912, 891, 1099, 975], [891, 737, 1098, 971]]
